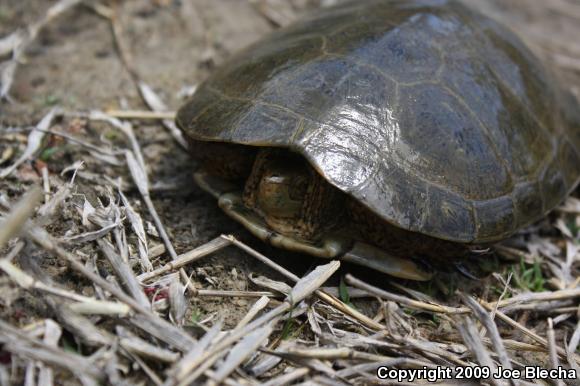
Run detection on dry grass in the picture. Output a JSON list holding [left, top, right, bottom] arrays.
[[0, 0, 579, 385]]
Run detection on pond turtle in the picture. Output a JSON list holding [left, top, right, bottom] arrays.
[[177, 0, 580, 280]]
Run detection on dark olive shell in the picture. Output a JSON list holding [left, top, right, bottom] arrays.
[[177, 0, 580, 243]]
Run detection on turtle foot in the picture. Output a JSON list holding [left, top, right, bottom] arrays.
[[342, 242, 433, 281]]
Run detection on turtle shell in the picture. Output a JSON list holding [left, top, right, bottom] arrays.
[[177, 0, 580, 244]]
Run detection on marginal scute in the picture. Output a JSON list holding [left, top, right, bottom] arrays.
[[177, 0, 580, 243], [540, 160, 567, 212], [422, 186, 475, 242], [558, 140, 580, 189], [180, 87, 252, 141], [364, 163, 430, 231], [561, 90, 580, 150], [513, 181, 543, 228], [177, 84, 220, 130], [474, 196, 515, 242]]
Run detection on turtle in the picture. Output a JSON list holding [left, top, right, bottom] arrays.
[[176, 0, 580, 281]]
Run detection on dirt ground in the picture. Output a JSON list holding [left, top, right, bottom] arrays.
[[1, 0, 326, 328], [0, 0, 579, 385]]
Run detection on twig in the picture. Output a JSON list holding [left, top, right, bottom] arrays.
[[116, 326, 180, 364], [137, 83, 188, 149], [225, 235, 386, 331], [41, 166, 50, 204], [0, 319, 104, 385], [119, 189, 153, 272], [0, 186, 42, 248], [138, 237, 231, 282], [125, 150, 179, 259], [459, 294, 515, 384], [0, 259, 130, 316], [491, 272, 512, 321], [479, 302, 574, 362], [208, 324, 274, 385], [0, 109, 57, 179], [50, 303, 114, 347], [91, 3, 188, 149], [97, 238, 150, 309], [171, 260, 340, 385], [345, 274, 468, 314], [23, 224, 196, 351], [457, 317, 503, 386], [34, 127, 121, 157], [197, 289, 277, 298], [547, 318, 565, 386], [38, 319, 62, 386], [105, 110, 176, 120], [261, 367, 309, 386], [490, 288, 580, 309], [165, 319, 223, 384]]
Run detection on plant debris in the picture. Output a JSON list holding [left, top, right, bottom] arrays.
[[0, 0, 579, 385]]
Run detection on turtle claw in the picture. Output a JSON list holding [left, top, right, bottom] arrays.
[[342, 242, 433, 281], [454, 262, 480, 280]]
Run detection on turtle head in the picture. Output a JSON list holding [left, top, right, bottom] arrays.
[[250, 154, 309, 224], [242, 149, 339, 241]]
